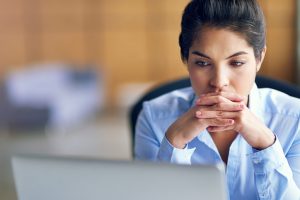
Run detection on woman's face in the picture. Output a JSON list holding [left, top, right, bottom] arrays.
[[187, 27, 265, 103]]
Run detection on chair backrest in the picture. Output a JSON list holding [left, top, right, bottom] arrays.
[[128, 75, 300, 156]]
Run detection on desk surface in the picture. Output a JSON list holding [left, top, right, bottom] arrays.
[[0, 111, 131, 200]]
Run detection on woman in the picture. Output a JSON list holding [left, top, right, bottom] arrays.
[[135, 0, 300, 199]]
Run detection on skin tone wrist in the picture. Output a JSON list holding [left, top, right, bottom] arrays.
[[250, 126, 275, 150], [166, 130, 187, 149]]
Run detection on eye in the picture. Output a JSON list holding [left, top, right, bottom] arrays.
[[195, 60, 211, 67], [230, 60, 245, 67]]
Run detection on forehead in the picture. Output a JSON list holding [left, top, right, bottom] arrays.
[[191, 27, 253, 54]]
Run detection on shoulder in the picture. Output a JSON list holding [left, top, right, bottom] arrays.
[[142, 87, 195, 120], [258, 88, 300, 117], [257, 88, 300, 153]]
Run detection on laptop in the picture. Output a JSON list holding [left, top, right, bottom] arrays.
[[12, 155, 227, 200]]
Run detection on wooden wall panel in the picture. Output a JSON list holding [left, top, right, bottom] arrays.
[[0, 10, 24, 33], [0, 0, 297, 108], [258, 0, 297, 82], [0, 33, 27, 72], [265, 28, 295, 78], [40, 12, 84, 32], [102, 30, 149, 103], [146, 0, 189, 82], [164, 30, 189, 80], [41, 31, 87, 63], [0, 0, 24, 17], [40, 0, 85, 16]]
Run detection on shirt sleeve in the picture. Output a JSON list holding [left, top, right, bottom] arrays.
[[250, 135, 300, 200], [134, 102, 195, 164], [157, 136, 195, 164]]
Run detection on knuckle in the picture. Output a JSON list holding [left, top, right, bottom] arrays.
[[235, 104, 241, 109], [216, 96, 223, 103], [214, 118, 223, 124], [219, 91, 225, 97], [207, 119, 214, 125], [239, 111, 245, 119], [197, 118, 204, 124], [215, 103, 222, 109], [198, 107, 204, 112], [235, 124, 242, 132]]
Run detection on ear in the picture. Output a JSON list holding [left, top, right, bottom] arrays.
[[256, 46, 267, 72]]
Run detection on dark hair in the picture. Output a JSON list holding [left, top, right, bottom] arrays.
[[179, 0, 266, 62]]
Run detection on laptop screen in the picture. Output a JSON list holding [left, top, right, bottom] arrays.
[[12, 155, 227, 200]]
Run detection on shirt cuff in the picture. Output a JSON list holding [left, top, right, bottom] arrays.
[[250, 136, 286, 174], [157, 136, 195, 164]]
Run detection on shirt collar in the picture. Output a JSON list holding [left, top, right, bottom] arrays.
[[248, 83, 264, 122]]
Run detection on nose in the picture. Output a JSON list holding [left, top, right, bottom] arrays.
[[209, 67, 229, 91]]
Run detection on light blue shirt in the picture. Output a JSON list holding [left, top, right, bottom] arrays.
[[135, 84, 300, 200]]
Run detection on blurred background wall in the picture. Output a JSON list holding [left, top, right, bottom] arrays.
[[0, 0, 297, 109]]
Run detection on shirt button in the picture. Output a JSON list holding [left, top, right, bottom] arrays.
[[253, 159, 261, 164], [260, 191, 268, 198]]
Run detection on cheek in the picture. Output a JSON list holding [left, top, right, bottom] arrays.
[[188, 66, 210, 94], [231, 66, 256, 95], [189, 69, 202, 83]]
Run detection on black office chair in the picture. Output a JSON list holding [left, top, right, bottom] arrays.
[[129, 75, 300, 156]]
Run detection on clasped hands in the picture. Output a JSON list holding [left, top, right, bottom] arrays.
[[166, 91, 275, 150]]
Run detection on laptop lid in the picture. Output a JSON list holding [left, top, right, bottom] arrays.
[[12, 155, 227, 200]]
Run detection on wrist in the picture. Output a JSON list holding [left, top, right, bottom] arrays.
[[166, 130, 187, 149], [252, 130, 276, 150]]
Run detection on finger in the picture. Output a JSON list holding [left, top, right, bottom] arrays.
[[212, 102, 245, 111], [200, 118, 234, 127], [207, 125, 235, 132], [195, 108, 242, 119], [196, 95, 231, 106], [200, 92, 245, 102], [196, 101, 244, 112]]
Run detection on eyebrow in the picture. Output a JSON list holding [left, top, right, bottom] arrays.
[[191, 50, 248, 59]]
